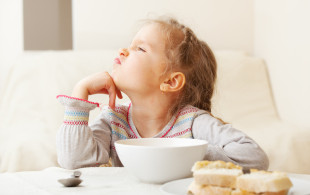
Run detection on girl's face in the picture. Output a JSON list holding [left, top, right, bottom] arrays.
[[111, 23, 168, 96]]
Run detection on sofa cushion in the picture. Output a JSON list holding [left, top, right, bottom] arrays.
[[212, 53, 279, 127], [0, 50, 308, 174]]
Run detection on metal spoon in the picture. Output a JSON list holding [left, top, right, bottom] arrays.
[[58, 171, 83, 187]]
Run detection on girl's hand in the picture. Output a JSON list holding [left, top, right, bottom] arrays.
[[72, 72, 123, 109]]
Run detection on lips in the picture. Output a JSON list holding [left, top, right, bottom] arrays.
[[114, 57, 121, 65]]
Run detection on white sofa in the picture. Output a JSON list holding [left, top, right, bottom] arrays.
[[0, 50, 309, 174]]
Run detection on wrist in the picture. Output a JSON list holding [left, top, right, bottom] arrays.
[[72, 81, 89, 100]]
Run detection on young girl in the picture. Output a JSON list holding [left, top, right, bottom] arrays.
[[56, 18, 269, 171]]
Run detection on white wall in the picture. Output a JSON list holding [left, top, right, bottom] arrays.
[[0, 0, 23, 91], [254, 0, 310, 128], [1, 0, 309, 127], [0, 1, 23, 55], [72, 0, 254, 53]]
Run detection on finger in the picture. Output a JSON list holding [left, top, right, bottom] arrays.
[[108, 90, 116, 110], [116, 88, 123, 99], [108, 72, 123, 99], [107, 82, 117, 110]]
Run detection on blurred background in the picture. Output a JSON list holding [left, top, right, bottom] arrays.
[[0, 0, 310, 173], [1, 0, 309, 127]]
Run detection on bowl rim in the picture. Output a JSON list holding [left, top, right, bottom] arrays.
[[114, 138, 208, 149]]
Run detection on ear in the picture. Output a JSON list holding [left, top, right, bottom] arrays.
[[160, 72, 186, 93]]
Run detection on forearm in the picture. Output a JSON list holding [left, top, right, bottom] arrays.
[[56, 95, 110, 169], [192, 114, 269, 171], [203, 141, 269, 171], [56, 125, 110, 169], [72, 81, 89, 100]]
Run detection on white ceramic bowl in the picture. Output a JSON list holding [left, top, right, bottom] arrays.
[[115, 138, 207, 184]]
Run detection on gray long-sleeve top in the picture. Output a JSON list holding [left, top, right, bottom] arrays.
[[56, 95, 269, 170]]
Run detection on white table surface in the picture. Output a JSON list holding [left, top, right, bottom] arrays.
[[0, 167, 163, 195], [0, 167, 310, 195]]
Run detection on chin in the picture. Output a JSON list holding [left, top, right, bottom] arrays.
[[113, 80, 126, 92], [111, 72, 121, 85]]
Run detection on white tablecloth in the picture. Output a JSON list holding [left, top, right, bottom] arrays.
[[0, 167, 163, 195], [1, 167, 310, 195]]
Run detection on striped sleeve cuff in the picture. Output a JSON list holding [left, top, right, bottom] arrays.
[[63, 107, 90, 125], [57, 95, 99, 125]]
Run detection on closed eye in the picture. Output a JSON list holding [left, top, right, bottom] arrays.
[[138, 47, 146, 52]]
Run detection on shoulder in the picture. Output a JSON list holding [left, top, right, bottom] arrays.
[[176, 105, 217, 123], [100, 102, 130, 116], [177, 105, 206, 116], [191, 110, 236, 140], [179, 105, 225, 125], [189, 106, 230, 131], [89, 102, 132, 133], [193, 113, 226, 127], [97, 102, 131, 123], [173, 105, 210, 127], [113, 103, 131, 115]]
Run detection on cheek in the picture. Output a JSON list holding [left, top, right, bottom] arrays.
[[120, 55, 160, 81], [125, 57, 148, 73]]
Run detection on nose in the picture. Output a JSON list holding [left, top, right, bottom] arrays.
[[119, 48, 129, 57]]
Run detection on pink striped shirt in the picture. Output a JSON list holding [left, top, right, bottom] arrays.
[[56, 95, 269, 170]]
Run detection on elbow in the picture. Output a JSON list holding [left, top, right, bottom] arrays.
[[57, 156, 81, 170], [245, 149, 270, 171], [56, 149, 110, 169], [258, 151, 269, 171], [56, 146, 83, 169], [251, 145, 269, 171]]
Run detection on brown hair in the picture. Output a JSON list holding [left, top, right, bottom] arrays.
[[145, 17, 220, 119]]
